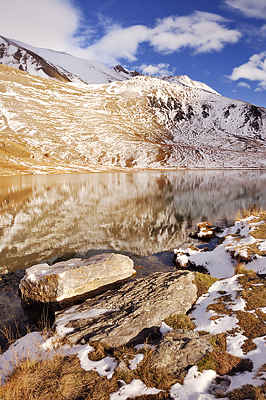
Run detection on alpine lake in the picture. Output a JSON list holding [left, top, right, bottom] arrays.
[[1, 169, 266, 349]]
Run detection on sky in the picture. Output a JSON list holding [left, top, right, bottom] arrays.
[[1, 0, 266, 107]]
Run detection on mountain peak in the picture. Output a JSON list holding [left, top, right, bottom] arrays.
[[0, 35, 218, 94]]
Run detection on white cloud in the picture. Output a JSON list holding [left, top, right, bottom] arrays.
[[225, 0, 266, 19], [139, 63, 175, 76], [237, 81, 251, 89], [84, 25, 150, 65], [230, 52, 266, 90], [1, 0, 82, 53], [149, 12, 241, 54], [84, 11, 241, 64], [1, 1, 241, 66]]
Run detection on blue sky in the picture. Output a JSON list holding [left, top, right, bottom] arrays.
[[2, 0, 266, 107]]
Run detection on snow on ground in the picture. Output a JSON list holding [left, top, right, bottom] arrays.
[[0, 332, 45, 385], [170, 366, 217, 400], [175, 214, 266, 277], [191, 275, 244, 334], [129, 353, 144, 370], [77, 344, 117, 379], [110, 379, 163, 400]]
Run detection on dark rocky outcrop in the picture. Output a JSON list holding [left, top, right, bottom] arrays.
[[53, 271, 197, 347]]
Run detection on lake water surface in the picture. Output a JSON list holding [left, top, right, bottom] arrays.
[[1, 169, 266, 347], [1, 169, 266, 271]]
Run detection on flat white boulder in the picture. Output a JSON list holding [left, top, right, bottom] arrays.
[[19, 253, 135, 304]]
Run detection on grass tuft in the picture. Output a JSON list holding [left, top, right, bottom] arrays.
[[235, 204, 264, 220], [163, 314, 195, 330], [216, 383, 266, 400], [133, 347, 180, 390], [0, 355, 119, 400], [88, 341, 111, 361], [198, 333, 253, 376]]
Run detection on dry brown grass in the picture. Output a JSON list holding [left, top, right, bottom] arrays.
[[0, 341, 181, 399], [87, 341, 112, 362], [217, 383, 266, 400], [133, 347, 181, 390], [198, 350, 253, 376], [251, 221, 266, 240], [235, 204, 264, 220], [236, 311, 266, 340], [236, 268, 266, 310], [133, 394, 170, 400], [234, 264, 258, 282], [163, 313, 195, 330], [206, 298, 233, 316], [199, 333, 254, 375], [197, 333, 253, 376], [0, 355, 119, 400]]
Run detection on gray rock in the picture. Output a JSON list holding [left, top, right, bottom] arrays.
[[151, 330, 213, 373], [53, 270, 197, 347], [19, 253, 135, 304]]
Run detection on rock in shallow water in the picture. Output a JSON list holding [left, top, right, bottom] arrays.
[[53, 270, 197, 347], [19, 253, 135, 304]]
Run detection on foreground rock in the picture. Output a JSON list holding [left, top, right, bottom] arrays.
[[19, 253, 135, 304], [53, 271, 197, 347], [151, 330, 213, 373]]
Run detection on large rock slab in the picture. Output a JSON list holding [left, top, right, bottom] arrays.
[[19, 253, 135, 304], [151, 329, 213, 373], [52, 270, 197, 347]]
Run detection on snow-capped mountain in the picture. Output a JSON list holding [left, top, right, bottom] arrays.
[[159, 75, 220, 95], [0, 35, 131, 84], [0, 35, 218, 94], [0, 61, 265, 175]]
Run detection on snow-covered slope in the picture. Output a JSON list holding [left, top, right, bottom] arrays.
[[0, 35, 220, 93], [159, 74, 220, 95], [0, 63, 266, 175], [0, 35, 131, 84], [0, 65, 266, 173]]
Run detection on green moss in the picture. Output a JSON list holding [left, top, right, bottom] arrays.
[[194, 273, 218, 298]]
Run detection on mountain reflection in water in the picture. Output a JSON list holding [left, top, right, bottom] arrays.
[[0, 170, 266, 272]]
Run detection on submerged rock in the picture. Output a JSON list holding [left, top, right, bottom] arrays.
[[52, 271, 197, 347], [151, 329, 213, 373], [19, 253, 135, 304]]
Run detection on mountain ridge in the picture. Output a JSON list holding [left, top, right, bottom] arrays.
[[0, 35, 131, 85], [0, 35, 219, 95], [0, 62, 266, 175]]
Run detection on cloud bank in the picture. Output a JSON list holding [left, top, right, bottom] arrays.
[[225, 0, 266, 19], [1, 0, 241, 65], [1, 0, 82, 53], [86, 11, 241, 64], [230, 52, 266, 90]]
